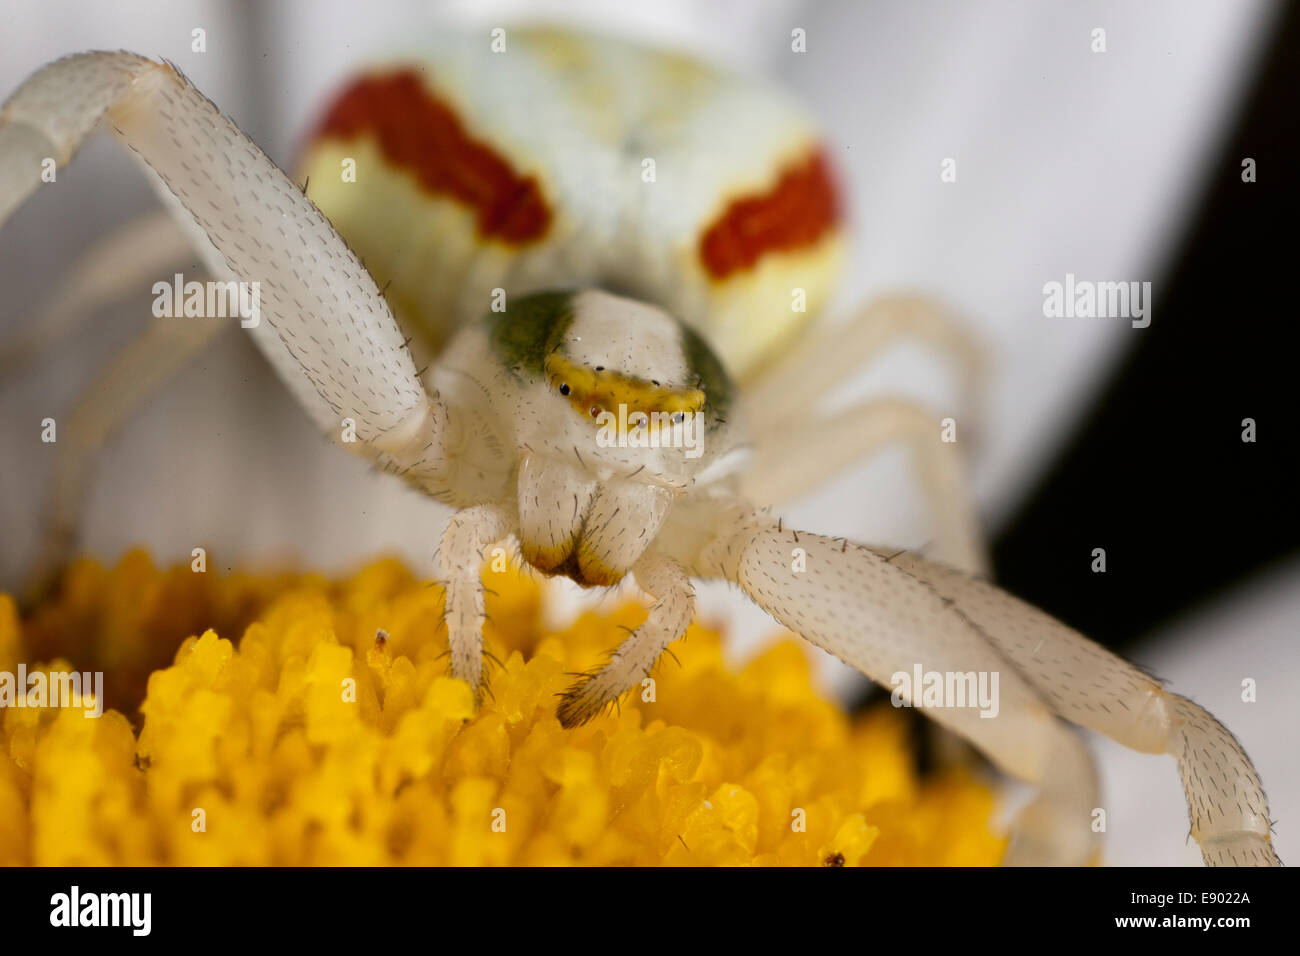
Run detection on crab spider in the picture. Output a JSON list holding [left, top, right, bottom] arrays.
[[0, 43, 1279, 868]]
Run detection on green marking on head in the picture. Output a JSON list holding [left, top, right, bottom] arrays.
[[489, 289, 734, 423], [489, 290, 576, 378], [679, 322, 735, 420]]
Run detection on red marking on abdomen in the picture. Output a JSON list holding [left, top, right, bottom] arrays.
[[311, 70, 551, 244], [699, 150, 840, 279]]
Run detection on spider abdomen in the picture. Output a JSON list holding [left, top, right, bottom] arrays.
[[296, 27, 846, 378]]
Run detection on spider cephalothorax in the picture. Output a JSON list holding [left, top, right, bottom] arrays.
[[430, 288, 744, 588], [0, 32, 1279, 866]]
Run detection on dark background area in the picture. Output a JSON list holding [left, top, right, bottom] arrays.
[[991, 2, 1299, 649]]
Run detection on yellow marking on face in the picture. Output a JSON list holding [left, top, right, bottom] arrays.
[[544, 354, 705, 425]]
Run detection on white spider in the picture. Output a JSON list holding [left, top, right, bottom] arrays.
[[0, 31, 1278, 867]]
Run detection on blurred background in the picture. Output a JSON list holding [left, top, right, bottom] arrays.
[[0, 0, 1295, 865]]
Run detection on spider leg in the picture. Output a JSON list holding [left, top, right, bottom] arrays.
[[743, 294, 984, 438], [677, 501, 1278, 866], [438, 504, 513, 701], [0, 53, 455, 490], [743, 396, 986, 574], [680, 502, 1118, 865], [883, 551, 1280, 867], [0, 210, 194, 381], [556, 551, 693, 728], [21, 310, 225, 605]]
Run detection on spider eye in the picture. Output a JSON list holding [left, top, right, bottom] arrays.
[[559, 383, 570, 396], [589, 405, 603, 418], [671, 411, 685, 424]]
